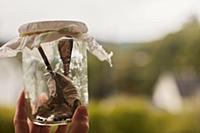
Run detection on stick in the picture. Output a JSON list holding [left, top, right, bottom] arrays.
[[38, 46, 54, 77], [58, 39, 73, 76]]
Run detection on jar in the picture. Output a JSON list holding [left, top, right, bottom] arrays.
[[0, 20, 113, 126]]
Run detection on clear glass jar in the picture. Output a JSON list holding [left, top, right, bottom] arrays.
[[0, 20, 113, 126], [23, 38, 88, 125], [21, 21, 89, 125]]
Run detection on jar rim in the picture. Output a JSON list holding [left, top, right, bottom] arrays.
[[18, 20, 88, 36]]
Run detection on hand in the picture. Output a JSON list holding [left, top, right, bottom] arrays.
[[14, 90, 89, 133]]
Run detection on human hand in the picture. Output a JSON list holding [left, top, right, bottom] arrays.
[[14, 91, 89, 133]]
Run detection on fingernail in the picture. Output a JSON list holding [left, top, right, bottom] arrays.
[[15, 90, 27, 120], [17, 90, 25, 107]]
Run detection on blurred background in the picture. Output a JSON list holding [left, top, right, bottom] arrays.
[[1, 0, 200, 132]]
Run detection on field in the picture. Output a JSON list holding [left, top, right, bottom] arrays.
[[1, 96, 200, 133]]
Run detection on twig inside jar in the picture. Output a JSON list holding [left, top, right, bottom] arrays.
[[38, 46, 54, 77], [35, 41, 80, 123]]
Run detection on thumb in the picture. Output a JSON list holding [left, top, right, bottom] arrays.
[[67, 106, 89, 133], [14, 90, 29, 133]]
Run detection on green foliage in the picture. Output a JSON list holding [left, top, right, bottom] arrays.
[[0, 107, 14, 133], [89, 97, 200, 133], [88, 18, 200, 98], [1, 97, 200, 133]]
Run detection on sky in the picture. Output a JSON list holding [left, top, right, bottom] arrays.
[[0, 0, 200, 43]]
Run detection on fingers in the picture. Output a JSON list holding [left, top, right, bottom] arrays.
[[37, 92, 48, 107], [14, 90, 29, 133], [39, 126, 50, 133], [14, 91, 88, 133], [27, 115, 40, 133], [30, 124, 40, 133], [14, 90, 50, 133], [29, 123, 50, 133], [55, 125, 68, 133], [67, 106, 89, 133], [29, 93, 50, 133]]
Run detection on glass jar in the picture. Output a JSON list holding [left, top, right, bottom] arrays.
[[21, 21, 89, 125], [0, 20, 113, 126]]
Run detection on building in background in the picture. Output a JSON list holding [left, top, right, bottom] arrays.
[[153, 71, 200, 114]]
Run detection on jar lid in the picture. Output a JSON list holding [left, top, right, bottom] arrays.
[[18, 20, 88, 36]]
